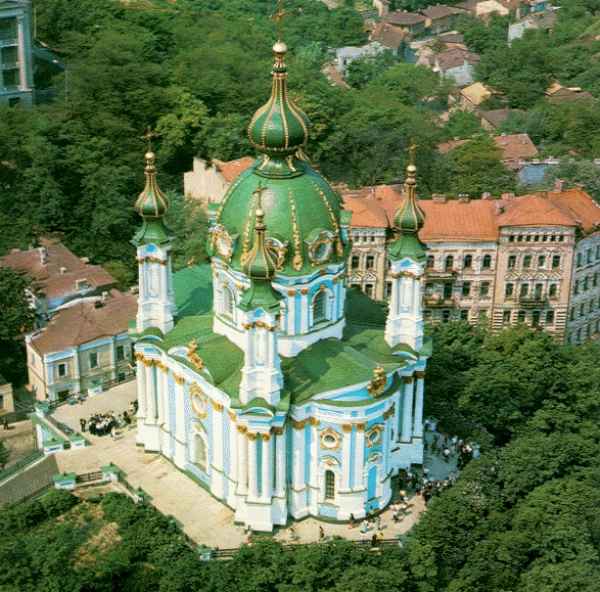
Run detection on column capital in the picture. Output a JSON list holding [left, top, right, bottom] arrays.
[[401, 375, 414, 384], [342, 424, 353, 433], [415, 371, 426, 379], [237, 425, 247, 434], [211, 400, 224, 412], [247, 432, 258, 441], [273, 426, 285, 436]]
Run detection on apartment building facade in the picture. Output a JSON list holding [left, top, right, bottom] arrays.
[[0, 0, 33, 106], [343, 186, 600, 343]]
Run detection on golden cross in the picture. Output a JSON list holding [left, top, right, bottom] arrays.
[[253, 183, 268, 212], [271, 0, 288, 40], [408, 142, 418, 166], [141, 127, 159, 152]]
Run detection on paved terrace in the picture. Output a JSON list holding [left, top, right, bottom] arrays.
[[53, 384, 454, 548]]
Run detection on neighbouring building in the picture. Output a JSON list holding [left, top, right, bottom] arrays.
[[334, 42, 384, 76], [421, 5, 464, 35], [432, 48, 480, 87], [478, 108, 525, 131], [184, 156, 255, 206], [0, 375, 14, 415], [343, 184, 600, 343], [545, 82, 594, 105], [438, 133, 539, 172], [0, 0, 33, 106], [508, 9, 556, 44], [369, 21, 407, 53], [0, 237, 116, 325], [385, 10, 427, 36], [451, 81, 493, 111], [26, 290, 137, 402], [456, 0, 509, 20], [134, 40, 430, 532]]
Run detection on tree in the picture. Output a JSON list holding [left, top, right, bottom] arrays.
[[0, 268, 34, 342], [443, 110, 483, 141], [345, 51, 398, 90], [542, 159, 600, 202], [445, 134, 516, 197]]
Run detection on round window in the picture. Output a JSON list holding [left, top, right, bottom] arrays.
[[322, 432, 338, 449]]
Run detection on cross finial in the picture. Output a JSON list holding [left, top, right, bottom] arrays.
[[271, 0, 288, 40], [142, 127, 159, 152], [252, 183, 267, 209], [408, 141, 417, 167]]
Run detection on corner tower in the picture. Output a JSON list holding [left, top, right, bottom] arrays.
[[208, 41, 351, 358], [385, 148, 427, 350], [132, 149, 176, 335]]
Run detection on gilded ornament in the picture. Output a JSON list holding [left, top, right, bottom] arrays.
[[237, 425, 248, 434], [247, 432, 258, 441], [273, 426, 285, 436], [211, 400, 224, 412], [292, 419, 306, 430], [174, 374, 185, 385], [320, 427, 341, 451], [366, 425, 383, 448], [356, 422, 366, 432], [402, 376, 414, 384], [228, 410, 237, 421], [186, 340, 205, 371], [287, 289, 296, 296], [342, 424, 353, 433], [367, 366, 387, 397], [261, 433, 271, 442], [288, 191, 304, 271], [308, 417, 320, 427], [415, 371, 426, 379], [300, 287, 309, 295]]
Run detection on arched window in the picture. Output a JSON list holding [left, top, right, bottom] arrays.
[[313, 290, 328, 324], [194, 434, 207, 472], [324, 470, 335, 501], [445, 255, 454, 271], [222, 285, 234, 317], [463, 254, 472, 269], [482, 254, 492, 269]]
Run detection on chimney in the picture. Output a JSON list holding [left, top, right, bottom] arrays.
[[101, 291, 108, 303], [432, 194, 447, 203], [501, 192, 515, 200], [59, 266, 67, 274], [458, 193, 470, 203], [481, 192, 492, 200], [554, 178, 565, 192], [80, 256, 90, 264], [38, 246, 48, 265]]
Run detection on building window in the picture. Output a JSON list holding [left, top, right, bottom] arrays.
[[385, 282, 392, 299], [463, 254, 472, 269], [58, 363, 67, 377], [538, 255, 546, 268], [365, 284, 374, 298], [505, 283, 514, 298], [590, 299, 595, 313], [532, 310, 541, 327], [445, 255, 454, 271], [89, 353, 98, 369], [570, 307, 575, 321], [523, 255, 532, 269], [552, 255, 561, 269], [518, 310, 526, 323], [313, 290, 328, 323], [442, 309, 451, 322], [508, 255, 516, 269], [587, 249, 592, 264], [577, 253, 583, 268], [460, 309, 468, 321], [0, 395, 3, 410], [584, 277, 589, 291], [462, 281, 471, 297], [574, 280, 580, 296], [0, 18, 17, 41], [520, 284, 529, 298], [482, 254, 492, 269], [443, 282, 453, 299], [594, 273, 598, 288], [503, 310, 511, 324], [546, 310, 555, 325], [351, 256, 360, 269], [116, 345, 125, 361], [478, 310, 488, 322], [580, 303, 585, 317], [194, 434, 207, 472], [366, 255, 375, 270], [596, 245, 600, 259], [426, 255, 434, 269], [480, 281, 490, 297], [577, 328, 582, 343], [325, 470, 335, 501], [534, 283, 543, 299], [549, 284, 558, 299]]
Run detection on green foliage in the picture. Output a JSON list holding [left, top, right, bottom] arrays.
[[345, 51, 399, 90], [542, 158, 600, 202], [0, 267, 34, 341], [442, 110, 483, 141], [0, 440, 9, 469]]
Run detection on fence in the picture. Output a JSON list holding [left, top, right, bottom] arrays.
[[0, 450, 43, 484], [76, 471, 103, 484]]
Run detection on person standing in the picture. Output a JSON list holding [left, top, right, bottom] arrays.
[[79, 418, 86, 433], [318, 526, 325, 541]]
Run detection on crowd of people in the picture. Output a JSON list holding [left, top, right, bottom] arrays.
[[79, 401, 137, 438]]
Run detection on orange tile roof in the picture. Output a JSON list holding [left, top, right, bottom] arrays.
[[0, 238, 115, 300], [214, 157, 254, 183], [342, 186, 600, 241], [30, 290, 137, 355], [437, 134, 538, 165]]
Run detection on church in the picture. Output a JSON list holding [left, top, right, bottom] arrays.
[[132, 38, 431, 532]]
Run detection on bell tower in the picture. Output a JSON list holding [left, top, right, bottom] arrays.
[[132, 144, 175, 335]]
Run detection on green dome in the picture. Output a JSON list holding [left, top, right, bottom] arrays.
[[393, 164, 425, 233], [210, 41, 347, 276], [247, 41, 309, 158], [213, 160, 346, 275]]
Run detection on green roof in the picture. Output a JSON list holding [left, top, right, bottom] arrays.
[[156, 269, 426, 404]]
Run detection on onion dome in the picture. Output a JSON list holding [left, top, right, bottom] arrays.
[[132, 151, 171, 246], [211, 42, 348, 276], [389, 149, 426, 262], [248, 41, 309, 159]]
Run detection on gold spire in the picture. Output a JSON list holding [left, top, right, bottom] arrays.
[[134, 129, 169, 219], [271, 0, 288, 41], [393, 142, 424, 233]]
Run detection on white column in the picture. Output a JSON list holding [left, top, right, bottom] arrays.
[[394, 388, 401, 443], [341, 425, 352, 490], [145, 364, 156, 423], [237, 427, 248, 495], [401, 378, 414, 442], [382, 413, 391, 476], [413, 374, 425, 438], [261, 433, 272, 500], [175, 380, 186, 444], [136, 360, 146, 419], [156, 367, 165, 427], [229, 412, 238, 488], [288, 292, 297, 335], [248, 434, 259, 499], [211, 402, 224, 472], [275, 427, 286, 497], [353, 424, 365, 489], [292, 423, 305, 489], [309, 420, 319, 489], [300, 289, 309, 332], [17, 17, 27, 90]]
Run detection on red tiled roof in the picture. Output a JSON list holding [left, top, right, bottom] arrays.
[[30, 290, 137, 355], [0, 238, 115, 300], [342, 186, 600, 241], [438, 133, 538, 165], [421, 4, 463, 19], [386, 10, 426, 25], [436, 48, 480, 71], [370, 22, 407, 49], [214, 157, 254, 183]]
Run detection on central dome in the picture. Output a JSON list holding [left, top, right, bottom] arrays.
[[210, 42, 347, 276]]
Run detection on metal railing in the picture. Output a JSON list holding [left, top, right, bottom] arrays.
[[0, 450, 43, 483]]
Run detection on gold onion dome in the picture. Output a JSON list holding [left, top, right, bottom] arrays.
[[247, 41, 309, 158], [394, 161, 425, 233], [135, 151, 169, 218]]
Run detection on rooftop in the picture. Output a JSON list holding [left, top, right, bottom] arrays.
[[438, 133, 538, 165], [344, 187, 600, 241], [30, 290, 137, 355], [420, 4, 463, 19], [0, 238, 115, 301], [479, 108, 525, 129], [386, 10, 427, 26], [143, 266, 423, 405], [435, 48, 480, 71], [460, 81, 493, 106], [213, 157, 255, 183], [370, 22, 407, 50]]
